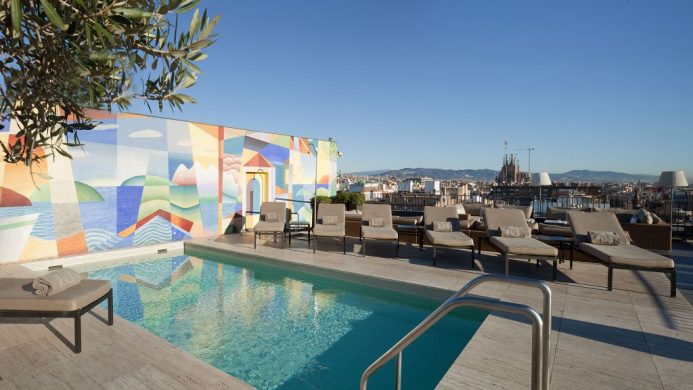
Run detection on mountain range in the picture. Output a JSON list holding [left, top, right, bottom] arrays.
[[349, 168, 659, 183]]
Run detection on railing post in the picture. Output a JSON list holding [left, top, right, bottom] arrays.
[[530, 312, 543, 390], [542, 288, 551, 390], [453, 274, 551, 390], [395, 352, 402, 390]]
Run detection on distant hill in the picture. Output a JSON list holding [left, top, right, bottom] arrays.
[[378, 168, 499, 181], [550, 170, 659, 183], [348, 168, 659, 183], [350, 169, 392, 176]]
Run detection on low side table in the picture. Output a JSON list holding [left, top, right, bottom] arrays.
[[395, 224, 425, 254], [534, 235, 575, 269], [287, 221, 311, 246]]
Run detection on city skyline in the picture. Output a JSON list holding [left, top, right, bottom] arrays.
[[124, 0, 693, 177]]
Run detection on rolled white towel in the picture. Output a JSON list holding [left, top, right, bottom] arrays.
[[32, 268, 82, 296]]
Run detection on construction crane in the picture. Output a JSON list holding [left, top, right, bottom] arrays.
[[515, 147, 535, 184]]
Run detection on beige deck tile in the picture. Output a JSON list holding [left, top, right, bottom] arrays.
[[102, 364, 207, 390], [550, 361, 664, 390], [154, 354, 254, 389], [650, 355, 693, 390], [633, 304, 693, 333], [637, 321, 693, 390], [552, 330, 663, 387], [562, 295, 642, 330], [0, 380, 20, 390], [437, 314, 534, 390]]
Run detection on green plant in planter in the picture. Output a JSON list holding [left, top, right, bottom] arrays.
[[349, 192, 365, 210], [312, 195, 332, 205], [332, 191, 364, 211]]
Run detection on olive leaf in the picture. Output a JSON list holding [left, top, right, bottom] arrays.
[[0, 0, 219, 166], [39, 0, 68, 30]]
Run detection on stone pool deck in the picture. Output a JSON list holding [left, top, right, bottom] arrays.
[[188, 234, 693, 390], [1, 233, 692, 389], [0, 258, 253, 389]]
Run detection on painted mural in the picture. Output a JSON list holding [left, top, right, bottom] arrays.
[[0, 109, 337, 263]]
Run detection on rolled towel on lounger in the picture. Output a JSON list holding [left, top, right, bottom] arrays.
[[32, 268, 82, 296]]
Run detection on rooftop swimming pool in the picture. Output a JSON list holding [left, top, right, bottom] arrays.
[[86, 250, 487, 389]]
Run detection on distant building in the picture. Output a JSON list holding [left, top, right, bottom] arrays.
[[496, 153, 524, 185], [398, 180, 414, 192], [348, 183, 364, 193], [440, 183, 470, 204], [423, 180, 440, 195]]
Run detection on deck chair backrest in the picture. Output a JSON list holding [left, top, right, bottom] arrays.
[[424, 206, 460, 231], [362, 204, 393, 227], [483, 208, 531, 237], [317, 203, 346, 225], [494, 204, 534, 219], [567, 210, 629, 244], [260, 202, 287, 224]]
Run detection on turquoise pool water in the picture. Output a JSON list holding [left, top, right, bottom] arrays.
[[87, 251, 487, 389]]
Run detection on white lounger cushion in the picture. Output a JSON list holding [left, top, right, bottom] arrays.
[[361, 204, 397, 240], [579, 243, 674, 269], [313, 224, 345, 237], [425, 230, 474, 247], [484, 208, 532, 237], [254, 221, 285, 233], [567, 210, 630, 244], [490, 236, 558, 257], [362, 226, 398, 240], [314, 204, 345, 237], [254, 202, 287, 233], [0, 279, 111, 312]]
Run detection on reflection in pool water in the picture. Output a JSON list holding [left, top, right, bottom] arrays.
[[88, 252, 487, 389]]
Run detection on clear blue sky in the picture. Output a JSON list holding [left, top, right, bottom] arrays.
[[127, 0, 693, 177]]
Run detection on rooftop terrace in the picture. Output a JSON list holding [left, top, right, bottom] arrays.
[[1, 234, 691, 389]]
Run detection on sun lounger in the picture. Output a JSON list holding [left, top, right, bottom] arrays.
[[0, 276, 113, 353], [423, 206, 475, 266], [484, 208, 559, 280], [253, 201, 288, 249], [567, 210, 676, 296], [360, 204, 398, 256], [313, 203, 347, 254]]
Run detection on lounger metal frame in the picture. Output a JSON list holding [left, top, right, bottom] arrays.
[[578, 250, 676, 297], [359, 227, 398, 257], [478, 236, 558, 281], [253, 229, 285, 249], [313, 234, 347, 254], [430, 240, 475, 267], [0, 288, 114, 353]]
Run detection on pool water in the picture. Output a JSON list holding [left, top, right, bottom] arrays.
[[87, 251, 487, 389]]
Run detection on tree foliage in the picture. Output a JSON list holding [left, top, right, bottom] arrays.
[[0, 0, 219, 165], [332, 191, 365, 211], [314, 192, 365, 211]]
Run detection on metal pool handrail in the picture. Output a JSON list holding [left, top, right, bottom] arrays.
[[359, 274, 552, 390]]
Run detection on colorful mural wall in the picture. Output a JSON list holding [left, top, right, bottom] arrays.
[[0, 109, 337, 263]]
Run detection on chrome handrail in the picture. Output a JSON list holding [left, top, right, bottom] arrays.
[[360, 275, 552, 390]]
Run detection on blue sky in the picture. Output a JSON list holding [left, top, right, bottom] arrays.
[[126, 0, 693, 176]]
